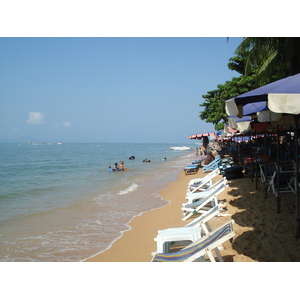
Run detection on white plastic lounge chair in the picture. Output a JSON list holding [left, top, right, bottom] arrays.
[[202, 155, 221, 173], [185, 204, 229, 229], [153, 205, 227, 254], [185, 178, 227, 205], [182, 182, 228, 220], [188, 168, 220, 187], [187, 176, 213, 195], [186, 169, 221, 196], [151, 220, 235, 262], [185, 177, 227, 201]]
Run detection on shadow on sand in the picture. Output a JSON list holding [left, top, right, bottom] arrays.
[[226, 177, 300, 261]]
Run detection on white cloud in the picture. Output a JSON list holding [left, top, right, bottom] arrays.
[[63, 122, 71, 127], [27, 112, 45, 125]]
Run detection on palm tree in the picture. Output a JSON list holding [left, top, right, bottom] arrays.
[[235, 37, 300, 85]]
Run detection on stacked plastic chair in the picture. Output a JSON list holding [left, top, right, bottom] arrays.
[[218, 157, 235, 175]]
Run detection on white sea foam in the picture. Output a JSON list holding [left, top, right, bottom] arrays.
[[117, 183, 139, 195]]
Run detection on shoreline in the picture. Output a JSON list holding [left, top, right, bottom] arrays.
[[85, 158, 300, 262], [85, 169, 229, 262]]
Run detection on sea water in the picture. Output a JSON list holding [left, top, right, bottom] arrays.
[[0, 142, 196, 261]]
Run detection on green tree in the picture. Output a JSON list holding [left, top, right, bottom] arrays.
[[235, 37, 300, 85], [199, 74, 256, 130], [199, 53, 257, 130], [227, 54, 247, 75], [199, 37, 300, 129]]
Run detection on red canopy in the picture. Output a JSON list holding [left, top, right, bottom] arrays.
[[188, 131, 217, 140]]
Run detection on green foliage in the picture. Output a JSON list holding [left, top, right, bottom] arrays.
[[199, 37, 300, 129], [199, 74, 256, 130], [227, 54, 248, 75], [235, 37, 300, 85]]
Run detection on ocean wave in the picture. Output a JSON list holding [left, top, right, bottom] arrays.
[[117, 183, 139, 195]]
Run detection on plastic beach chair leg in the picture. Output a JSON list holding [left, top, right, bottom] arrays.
[[205, 248, 217, 262]]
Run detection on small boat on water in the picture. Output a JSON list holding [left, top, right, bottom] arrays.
[[170, 146, 192, 151]]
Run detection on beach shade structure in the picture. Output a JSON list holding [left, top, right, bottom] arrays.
[[224, 73, 300, 237], [231, 136, 252, 143], [188, 130, 217, 152], [222, 125, 239, 140], [202, 136, 209, 151], [225, 73, 300, 118], [151, 220, 235, 262], [227, 102, 294, 133], [227, 115, 252, 133], [188, 130, 218, 140], [239, 101, 294, 131]]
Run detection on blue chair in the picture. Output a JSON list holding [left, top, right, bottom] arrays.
[[184, 164, 199, 175], [202, 155, 221, 173]]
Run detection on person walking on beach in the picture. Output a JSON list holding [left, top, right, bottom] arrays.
[[195, 147, 199, 158]]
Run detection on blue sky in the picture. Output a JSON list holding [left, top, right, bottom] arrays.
[[0, 37, 242, 143]]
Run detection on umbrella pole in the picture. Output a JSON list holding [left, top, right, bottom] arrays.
[[264, 131, 268, 199], [295, 115, 300, 238], [277, 125, 281, 213], [255, 132, 259, 190], [250, 137, 253, 182]]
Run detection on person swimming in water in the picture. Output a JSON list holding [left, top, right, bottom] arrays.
[[118, 161, 128, 171]]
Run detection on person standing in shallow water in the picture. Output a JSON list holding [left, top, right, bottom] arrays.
[[195, 147, 199, 158], [118, 161, 128, 171]]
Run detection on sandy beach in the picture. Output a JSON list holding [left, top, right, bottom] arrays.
[[85, 166, 300, 262]]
